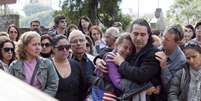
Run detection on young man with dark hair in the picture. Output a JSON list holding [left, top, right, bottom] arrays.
[[30, 20, 41, 34], [49, 16, 67, 37]]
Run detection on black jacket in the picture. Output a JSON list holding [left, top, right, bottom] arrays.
[[119, 44, 161, 100]]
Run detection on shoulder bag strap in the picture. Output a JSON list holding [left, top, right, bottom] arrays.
[[30, 59, 40, 85]]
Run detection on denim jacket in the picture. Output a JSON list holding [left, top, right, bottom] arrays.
[[9, 57, 59, 97]]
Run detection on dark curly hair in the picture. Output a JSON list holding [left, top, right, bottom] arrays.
[[184, 43, 201, 54]]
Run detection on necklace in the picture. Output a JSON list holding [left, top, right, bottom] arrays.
[[52, 58, 71, 78]]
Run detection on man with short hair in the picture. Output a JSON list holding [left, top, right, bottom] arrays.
[[68, 30, 96, 99], [104, 27, 120, 48], [30, 20, 41, 34], [49, 16, 67, 37], [93, 27, 120, 63], [155, 25, 186, 101]]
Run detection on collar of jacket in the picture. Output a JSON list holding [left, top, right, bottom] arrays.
[[136, 43, 157, 57], [14, 57, 48, 72], [71, 53, 88, 62]]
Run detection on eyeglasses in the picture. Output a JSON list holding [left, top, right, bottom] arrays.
[[55, 45, 70, 51], [70, 38, 85, 44], [32, 24, 39, 27], [9, 31, 17, 33], [184, 42, 201, 49], [41, 43, 51, 48], [3, 48, 14, 53]]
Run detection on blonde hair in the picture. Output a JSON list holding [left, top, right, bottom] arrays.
[[115, 32, 132, 45], [105, 27, 120, 38], [16, 31, 41, 60], [0, 32, 10, 46], [0, 32, 9, 37], [68, 30, 85, 42]]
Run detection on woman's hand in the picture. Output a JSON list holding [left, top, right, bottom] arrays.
[[146, 86, 160, 95], [155, 51, 167, 69], [106, 52, 125, 66], [95, 58, 108, 73]]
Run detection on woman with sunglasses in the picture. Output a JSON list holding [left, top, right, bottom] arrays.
[[9, 31, 58, 97], [40, 34, 53, 58], [51, 34, 84, 101], [168, 43, 201, 101], [0, 39, 15, 72]]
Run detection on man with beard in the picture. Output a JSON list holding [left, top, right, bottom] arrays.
[[30, 20, 41, 35]]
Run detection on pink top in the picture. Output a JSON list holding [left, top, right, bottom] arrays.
[[23, 59, 42, 89]]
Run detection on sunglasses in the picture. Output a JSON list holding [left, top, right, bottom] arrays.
[[184, 42, 200, 48], [9, 31, 18, 33], [41, 43, 51, 48], [70, 38, 85, 44], [3, 48, 14, 53], [55, 45, 70, 51], [59, 20, 65, 23]]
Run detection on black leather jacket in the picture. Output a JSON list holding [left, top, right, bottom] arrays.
[[118, 44, 161, 100]]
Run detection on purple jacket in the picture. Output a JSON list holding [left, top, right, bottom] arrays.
[[104, 51, 122, 90]]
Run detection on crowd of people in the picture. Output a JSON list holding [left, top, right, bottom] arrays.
[[1, 15, 201, 101]]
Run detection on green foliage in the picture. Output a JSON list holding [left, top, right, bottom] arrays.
[[97, 0, 121, 26], [166, 0, 201, 25], [118, 14, 132, 30], [55, 0, 132, 30]]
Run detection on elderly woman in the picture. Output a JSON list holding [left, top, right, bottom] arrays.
[[168, 43, 201, 101], [9, 31, 59, 97]]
